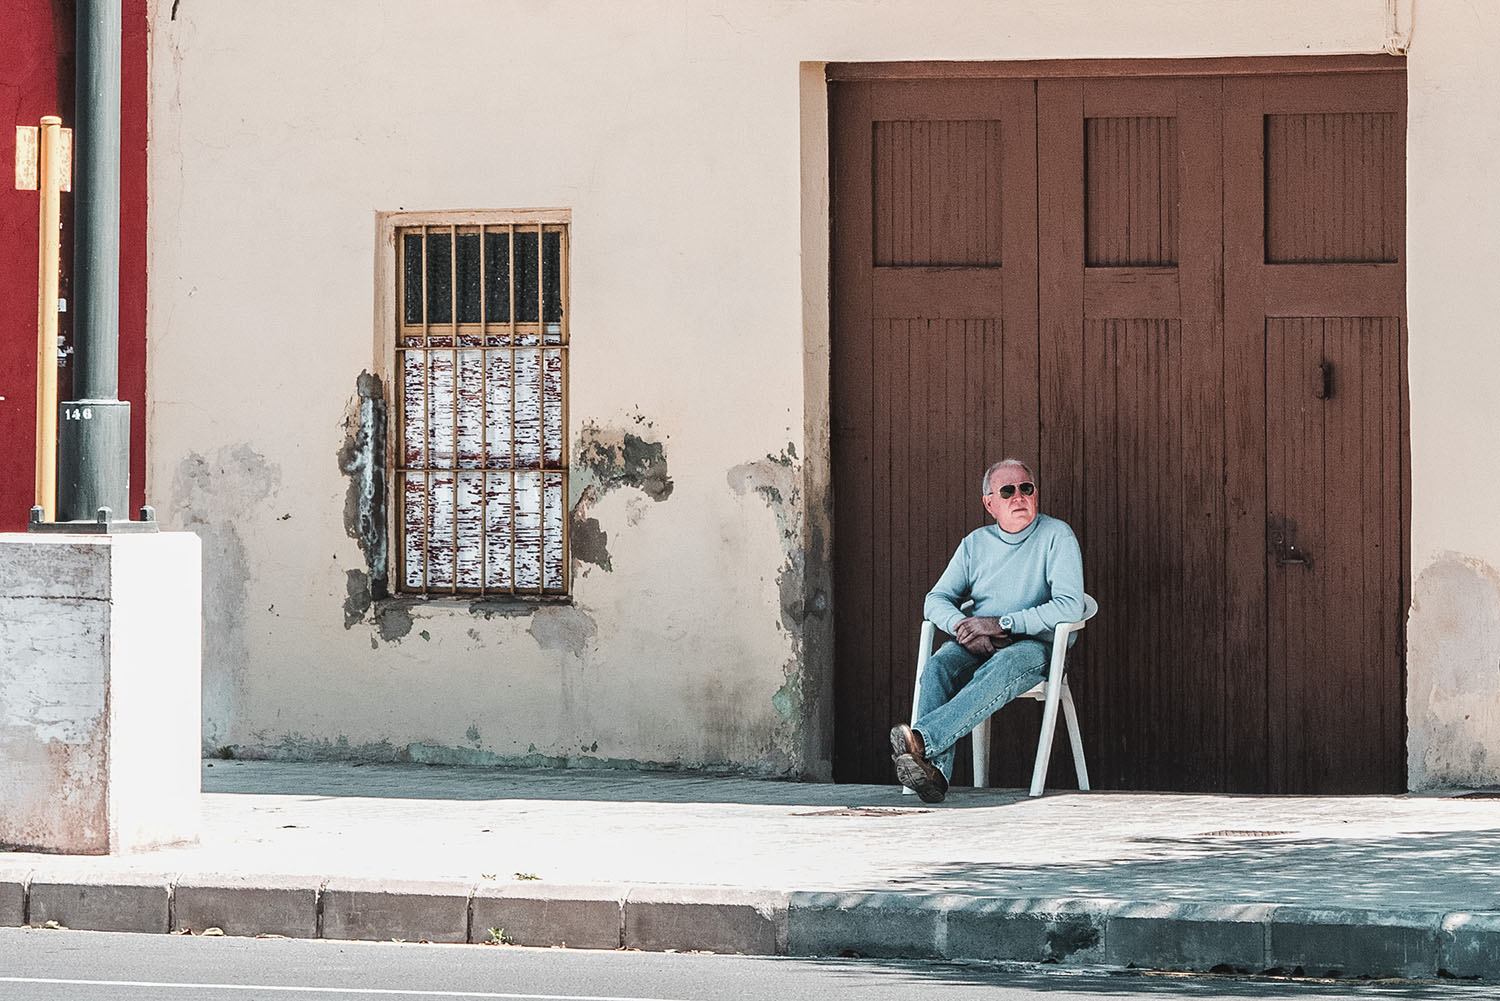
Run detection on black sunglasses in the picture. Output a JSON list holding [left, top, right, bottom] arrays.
[[996, 481, 1036, 499]]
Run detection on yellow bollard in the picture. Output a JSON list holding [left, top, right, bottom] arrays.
[[33, 116, 64, 522]]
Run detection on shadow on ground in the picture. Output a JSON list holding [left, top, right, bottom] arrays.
[[870, 828, 1500, 910], [777, 957, 1492, 997]]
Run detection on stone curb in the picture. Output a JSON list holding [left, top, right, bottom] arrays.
[[0, 872, 25, 928], [1442, 912, 1500, 981], [624, 885, 788, 955], [944, 896, 1114, 965], [473, 881, 626, 950], [27, 871, 175, 935], [0, 871, 1495, 978], [785, 891, 958, 960], [1105, 901, 1275, 972], [173, 873, 320, 939], [1268, 906, 1446, 979], [785, 892, 1500, 979], [321, 877, 476, 944]]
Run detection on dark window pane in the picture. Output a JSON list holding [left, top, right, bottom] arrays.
[[456, 233, 481, 323], [542, 230, 563, 324], [514, 230, 539, 323], [403, 233, 424, 324], [484, 232, 510, 323], [427, 233, 452, 324]]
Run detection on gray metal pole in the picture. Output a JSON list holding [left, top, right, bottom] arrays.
[[59, 0, 130, 523]]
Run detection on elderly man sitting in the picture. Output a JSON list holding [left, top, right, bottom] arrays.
[[890, 458, 1086, 803]]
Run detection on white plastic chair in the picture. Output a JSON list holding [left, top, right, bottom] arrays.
[[905, 594, 1097, 797]]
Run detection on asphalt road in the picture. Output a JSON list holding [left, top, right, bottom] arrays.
[[0, 928, 1490, 1001]]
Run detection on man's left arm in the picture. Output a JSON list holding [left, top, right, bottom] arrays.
[[1007, 526, 1086, 636]]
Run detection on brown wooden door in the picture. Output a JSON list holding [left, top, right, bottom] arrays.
[[830, 79, 1040, 784], [829, 64, 1407, 792], [1226, 73, 1408, 792], [1037, 76, 1233, 791]]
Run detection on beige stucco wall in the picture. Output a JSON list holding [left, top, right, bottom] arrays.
[[1404, 3, 1500, 789], [145, 0, 1500, 787]]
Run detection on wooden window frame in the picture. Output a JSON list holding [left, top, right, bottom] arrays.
[[376, 208, 572, 599]]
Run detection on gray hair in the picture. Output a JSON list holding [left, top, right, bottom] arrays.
[[981, 458, 1036, 496]]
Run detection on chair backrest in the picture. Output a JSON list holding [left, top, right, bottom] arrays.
[[1045, 592, 1092, 669], [1054, 593, 1099, 639]]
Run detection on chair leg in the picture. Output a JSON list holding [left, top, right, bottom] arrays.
[[1029, 687, 1063, 797], [971, 717, 991, 788], [1061, 685, 1090, 791]]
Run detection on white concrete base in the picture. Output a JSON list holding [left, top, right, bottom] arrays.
[[0, 532, 201, 854]]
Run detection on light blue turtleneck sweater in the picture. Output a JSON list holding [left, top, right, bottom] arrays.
[[923, 513, 1086, 640]]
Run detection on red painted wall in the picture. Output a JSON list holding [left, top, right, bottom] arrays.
[[1, 0, 148, 530]]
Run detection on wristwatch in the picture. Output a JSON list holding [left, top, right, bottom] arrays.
[[998, 614, 1015, 633]]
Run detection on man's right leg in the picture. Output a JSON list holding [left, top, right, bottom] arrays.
[[913, 638, 1048, 780], [910, 641, 981, 780]]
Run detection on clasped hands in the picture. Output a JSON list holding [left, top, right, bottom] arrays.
[[953, 615, 1012, 656]]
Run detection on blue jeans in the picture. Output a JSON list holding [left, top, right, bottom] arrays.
[[913, 638, 1048, 780]]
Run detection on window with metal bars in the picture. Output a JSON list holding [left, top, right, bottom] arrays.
[[396, 221, 569, 595]]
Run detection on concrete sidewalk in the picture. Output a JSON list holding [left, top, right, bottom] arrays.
[[2, 761, 1498, 980]]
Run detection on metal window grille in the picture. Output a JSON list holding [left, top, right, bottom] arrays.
[[395, 223, 569, 595]]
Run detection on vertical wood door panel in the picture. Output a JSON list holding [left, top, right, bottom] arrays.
[[1227, 70, 1407, 793], [831, 80, 879, 782], [1084, 116, 1180, 266], [831, 66, 1406, 792], [1265, 318, 1404, 791], [1265, 112, 1401, 263], [831, 79, 1038, 783], [1041, 76, 1228, 791]]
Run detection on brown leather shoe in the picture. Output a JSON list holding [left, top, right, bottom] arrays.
[[890, 725, 947, 803], [889, 723, 924, 760], [894, 753, 948, 803]]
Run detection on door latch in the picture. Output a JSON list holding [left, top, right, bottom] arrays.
[[1314, 360, 1332, 400], [1269, 515, 1313, 568]]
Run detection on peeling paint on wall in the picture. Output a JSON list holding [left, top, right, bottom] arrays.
[[728, 442, 826, 774], [335, 373, 427, 644], [570, 516, 613, 573], [1408, 551, 1500, 788], [529, 603, 599, 658], [374, 599, 417, 643], [344, 569, 372, 628], [574, 421, 674, 504], [226, 733, 407, 762], [169, 444, 280, 752], [338, 372, 388, 597], [569, 420, 673, 573]]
